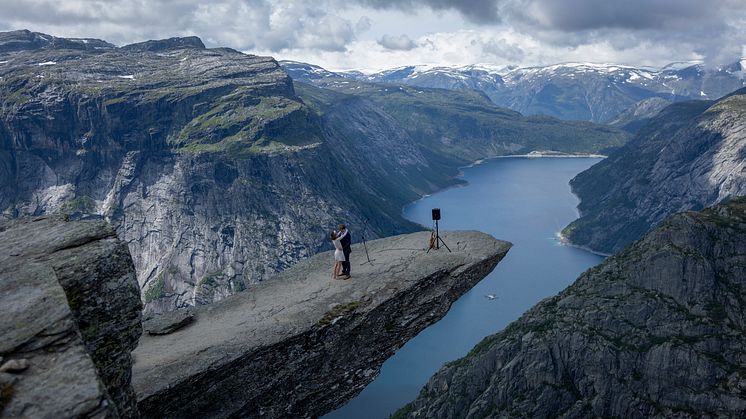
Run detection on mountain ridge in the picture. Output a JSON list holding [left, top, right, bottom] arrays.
[[281, 59, 746, 123], [562, 87, 746, 254], [0, 30, 627, 312]]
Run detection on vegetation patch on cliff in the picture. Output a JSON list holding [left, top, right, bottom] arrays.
[[61, 196, 96, 215], [317, 302, 360, 326], [143, 273, 166, 304]]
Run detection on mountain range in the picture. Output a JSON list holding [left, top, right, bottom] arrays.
[[4, 28, 746, 419], [281, 60, 746, 123], [0, 30, 626, 313]]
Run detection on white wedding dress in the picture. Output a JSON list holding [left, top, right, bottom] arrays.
[[333, 238, 346, 262]]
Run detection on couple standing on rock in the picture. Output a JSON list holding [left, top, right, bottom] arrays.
[[330, 224, 352, 280]]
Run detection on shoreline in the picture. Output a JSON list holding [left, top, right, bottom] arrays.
[[402, 152, 610, 259], [562, 173, 612, 258], [556, 231, 612, 257], [465, 152, 606, 168], [413, 152, 606, 206]]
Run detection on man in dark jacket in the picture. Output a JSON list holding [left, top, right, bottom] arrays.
[[338, 224, 352, 277]]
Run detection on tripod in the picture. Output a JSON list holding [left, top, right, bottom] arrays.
[[427, 218, 452, 253], [360, 218, 373, 265]]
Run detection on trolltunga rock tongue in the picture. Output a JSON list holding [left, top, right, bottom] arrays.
[[133, 230, 511, 418]]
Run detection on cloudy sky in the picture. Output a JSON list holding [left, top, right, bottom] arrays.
[[1, 0, 745, 71]]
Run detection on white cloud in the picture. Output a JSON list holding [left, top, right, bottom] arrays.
[[0, 0, 355, 52], [0, 0, 745, 71], [482, 38, 524, 62]]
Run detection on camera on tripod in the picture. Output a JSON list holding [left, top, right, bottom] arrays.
[[428, 208, 451, 253]]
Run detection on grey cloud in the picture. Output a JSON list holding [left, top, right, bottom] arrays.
[[1, 0, 744, 68], [500, 0, 746, 66], [355, 16, 372, 32], [355, 0, 500, 24], [507, 0, 711, 31], [0, 0, 356, 52], [378, 34, 417, 50]]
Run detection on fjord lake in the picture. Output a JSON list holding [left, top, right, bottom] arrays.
[[325, 157, 605, 418]]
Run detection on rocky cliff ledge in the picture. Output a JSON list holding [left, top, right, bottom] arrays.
[[400, 198, 746, 418], [133, 231, 511, 418], [0, 217, 142, 417]]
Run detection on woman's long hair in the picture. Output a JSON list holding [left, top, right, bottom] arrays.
[[330, 231, 338, 240]]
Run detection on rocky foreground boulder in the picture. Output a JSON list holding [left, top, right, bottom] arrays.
[[0, 217, 141, 417], [400, 198, 746, 418]]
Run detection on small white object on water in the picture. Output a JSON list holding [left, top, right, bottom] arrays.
[[485, 294, 497, 300]]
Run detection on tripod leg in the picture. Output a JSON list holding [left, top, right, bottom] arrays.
[[362, 236, 372, 264], [438, 236, 452, 252]]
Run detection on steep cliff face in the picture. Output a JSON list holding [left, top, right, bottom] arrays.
[[132, 231, 511, 418], [0, 217, 141, 417], [563, 88, 746, 254], [400, 198, 746, 418], [0, 30, 626, 313], [0, 30, 432, 313]]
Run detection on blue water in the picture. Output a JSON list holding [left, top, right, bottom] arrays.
[[324, 157, 605, 419]]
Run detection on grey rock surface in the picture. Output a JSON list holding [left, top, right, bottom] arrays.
[[0, 30, 435, 313], [143, 308, 195, 336], [609, 96, 672, 133], [0, 359, 29, 373], [563, 88, 746, 254], [132, 230, 511, 418], [0, 216, 142, 417], [0, 30, 489, 314], [400, 199, 746, 418]]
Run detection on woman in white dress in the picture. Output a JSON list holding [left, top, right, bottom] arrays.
[[330, 231, 346, 279]]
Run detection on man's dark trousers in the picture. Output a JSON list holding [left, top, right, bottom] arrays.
[[341, 231, 352, 275]]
